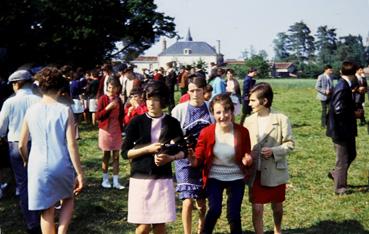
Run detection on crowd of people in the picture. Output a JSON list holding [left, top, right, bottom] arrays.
[[1, 59, 365, 233]]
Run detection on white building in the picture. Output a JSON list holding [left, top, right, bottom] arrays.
[[132, 29, 223, 72]]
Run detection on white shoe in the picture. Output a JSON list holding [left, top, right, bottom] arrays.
[[113, 182, 125, 190], [101, 180, 112, 189]]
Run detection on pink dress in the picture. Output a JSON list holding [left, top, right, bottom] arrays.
[[98, 97, 122, 151]]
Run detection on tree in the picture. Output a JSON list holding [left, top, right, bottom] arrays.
[[315, 26, 337, 65], [233, 49, 269, 78], [0, 0, 176, 70], [245, 52, 270, 78], [273, 32, 290, 61], [287, 21, 315, 63], [335, 35, 366, 66]]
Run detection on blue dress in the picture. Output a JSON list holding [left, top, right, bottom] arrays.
[[175, 103, 211, 200], [25, 102, 75, 210]]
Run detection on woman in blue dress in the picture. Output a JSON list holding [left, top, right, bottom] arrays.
[[19, 66, 84, 234], [171, 76, 213, 234]]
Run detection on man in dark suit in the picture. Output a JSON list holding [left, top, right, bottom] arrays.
[[354, 66, 367, 125], [326, 61, 362, 195], [165, 61, 177, 113], [240, 68, 257, 125]]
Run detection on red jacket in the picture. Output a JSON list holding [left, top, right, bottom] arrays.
[[123, 103, 148, 125], [96, 95, 124, 132], [194, 123, 252, 187]]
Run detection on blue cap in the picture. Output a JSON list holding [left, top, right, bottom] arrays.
[[8, 70, 32, 84]]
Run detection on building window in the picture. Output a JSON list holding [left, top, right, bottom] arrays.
[[183, 48, 192, 55]]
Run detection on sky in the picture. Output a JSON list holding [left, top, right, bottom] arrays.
[[144, 0, 369, 60]]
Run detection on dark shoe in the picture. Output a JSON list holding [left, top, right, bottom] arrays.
[[335, 188, 347, 196], [327, 172, 334, 181]]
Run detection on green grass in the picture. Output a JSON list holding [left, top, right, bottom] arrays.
[[1, 78, 369, 233]]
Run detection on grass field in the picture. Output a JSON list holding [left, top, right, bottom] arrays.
[[1, 78, 369, 233]]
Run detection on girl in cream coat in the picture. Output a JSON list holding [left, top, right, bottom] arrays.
[[243, 82, 294, 234]]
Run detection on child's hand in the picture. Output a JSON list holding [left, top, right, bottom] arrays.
[[188, 148, 198, 167], [146, 142, 162, 154], [242, 153, 253, 166], [130, 98, 139, 108], [105, 100, 118, 111], [261, 147, 273, 159], [154, 153, 171, 166]]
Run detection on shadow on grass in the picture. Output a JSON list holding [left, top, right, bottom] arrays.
[[220, 220, 369, 234], [281, 220, 369, 234], [292, 122, 310, 128], [348, 184, 369, 193], [68, 176, 133, 234]]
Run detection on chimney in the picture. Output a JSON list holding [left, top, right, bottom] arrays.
[[216, 40, 221, 54], [162, 38, 167, 52]]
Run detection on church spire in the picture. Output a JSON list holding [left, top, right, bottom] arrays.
[[185, 28, 193, 41]]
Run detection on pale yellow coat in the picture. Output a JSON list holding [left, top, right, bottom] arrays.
[[244, 110, 294, 187]]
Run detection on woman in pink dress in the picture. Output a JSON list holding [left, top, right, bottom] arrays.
[[96, 77, 125, 189]]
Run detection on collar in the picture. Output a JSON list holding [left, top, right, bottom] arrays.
[[341, 75, 351, 87]]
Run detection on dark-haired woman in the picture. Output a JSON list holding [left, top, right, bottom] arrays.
[[19, 66, 84, 234], [122, 80, 185, 234], [190, 93, 253, 234], [243, 82, 294, 234]]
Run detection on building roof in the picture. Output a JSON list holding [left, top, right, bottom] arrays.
[[271, 62, 295, 69], [159, 41, 217, 56], [132, 56, 158, 63], [225, 59, 245, 65]]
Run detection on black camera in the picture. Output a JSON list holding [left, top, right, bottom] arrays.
[[159, 132, 197, 155]]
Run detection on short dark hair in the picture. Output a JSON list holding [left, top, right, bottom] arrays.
[[226, 69, 235, 75], [188, 76, 207, 89], [107, 77, 122, 91], [130, 87, 143, 96], [144, 80, 169, 108], [249, 82, 274, 108], [209, 93, 234, 114], [248, 67, 257, 74], [38, 66, 69, 94], [101, 63, 113, 73], [204, 84, 213, 93], [341, 61, 357, 76], [324, 65, 332, 71]]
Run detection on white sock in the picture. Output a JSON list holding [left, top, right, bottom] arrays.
[[113, 175, 119, 184], [103, 173, 109, 181]]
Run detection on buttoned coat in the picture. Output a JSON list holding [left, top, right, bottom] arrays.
[[244, 110, 294, 187], [315, 73, 334, 101]]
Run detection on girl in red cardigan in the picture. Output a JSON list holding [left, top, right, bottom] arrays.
[[190, 93, 253, 234], [123, 87, 147, 126], [96, 78, 125, 189]]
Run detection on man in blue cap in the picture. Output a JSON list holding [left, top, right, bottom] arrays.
[[0, 69, 42, 233]]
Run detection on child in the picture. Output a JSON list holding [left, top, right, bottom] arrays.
[[122, 80, 185, 233], [96, 77, 125, 189], [123, 87, 147, 126]]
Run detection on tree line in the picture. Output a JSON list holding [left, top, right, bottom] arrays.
[[273, 21, 369, 77]]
